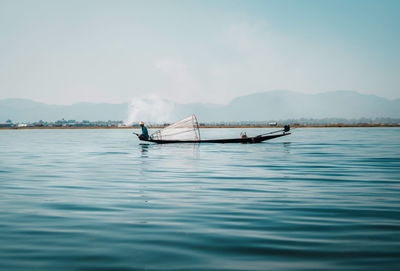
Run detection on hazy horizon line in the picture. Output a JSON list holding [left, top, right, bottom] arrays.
[[2, 89, 399, 106]]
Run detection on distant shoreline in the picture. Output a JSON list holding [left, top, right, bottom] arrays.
[[1, 124, 399, 130]]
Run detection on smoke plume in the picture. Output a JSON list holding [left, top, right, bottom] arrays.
[[125, 96, 176, 125]]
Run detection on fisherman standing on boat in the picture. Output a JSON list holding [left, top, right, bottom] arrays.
[[139, 121, 149, 140]]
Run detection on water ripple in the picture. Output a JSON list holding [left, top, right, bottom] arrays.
[[0, 128, 400, 270]]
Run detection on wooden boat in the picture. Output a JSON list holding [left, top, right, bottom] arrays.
[[140, 132, 290, 144], [135, 115, 291, 144]]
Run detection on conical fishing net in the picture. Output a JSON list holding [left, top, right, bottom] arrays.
[[151, 115, 201, 141]]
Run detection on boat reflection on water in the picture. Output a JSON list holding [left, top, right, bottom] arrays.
[[139, 141, 200, 159], [283, 142, 291, 153], [139, 143, 150, 154]]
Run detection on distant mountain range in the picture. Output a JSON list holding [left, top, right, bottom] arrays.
[[1, 90, 399, 122], [0, 99, 129, 123]]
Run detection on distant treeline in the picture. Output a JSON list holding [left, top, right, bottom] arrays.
[[197, 118, 400, 126], [273, 117, 400, 126], [0, 119, 124, 128], [1, 117, 399, 128]]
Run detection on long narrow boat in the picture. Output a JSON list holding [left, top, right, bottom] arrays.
[[135, 115, 291, 144], [141, 132, 290, 144]]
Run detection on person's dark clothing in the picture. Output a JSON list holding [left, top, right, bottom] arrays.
[[140, 125, 149, 140]]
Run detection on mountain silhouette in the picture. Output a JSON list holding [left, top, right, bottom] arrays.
[[1, 91, 399, 122]]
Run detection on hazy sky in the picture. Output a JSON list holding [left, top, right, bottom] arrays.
[[1, 0, 399, 104]]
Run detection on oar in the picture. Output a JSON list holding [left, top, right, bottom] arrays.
[[256, 125, 290, 137]]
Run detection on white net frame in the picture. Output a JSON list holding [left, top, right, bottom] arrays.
[[151, 115, 201, 141]]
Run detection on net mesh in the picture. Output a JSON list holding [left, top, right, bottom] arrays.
[[151, 115, 201, 141]]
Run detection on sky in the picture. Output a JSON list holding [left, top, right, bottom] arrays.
[[0, 0, 399, 105]]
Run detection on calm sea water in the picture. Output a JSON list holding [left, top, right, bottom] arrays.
[[1, 128, 399, 270]]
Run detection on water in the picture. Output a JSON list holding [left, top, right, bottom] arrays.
[[1, 128, 399, 270]]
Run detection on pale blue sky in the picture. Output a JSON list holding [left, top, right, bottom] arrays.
[[0, 0, 399, 104]]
